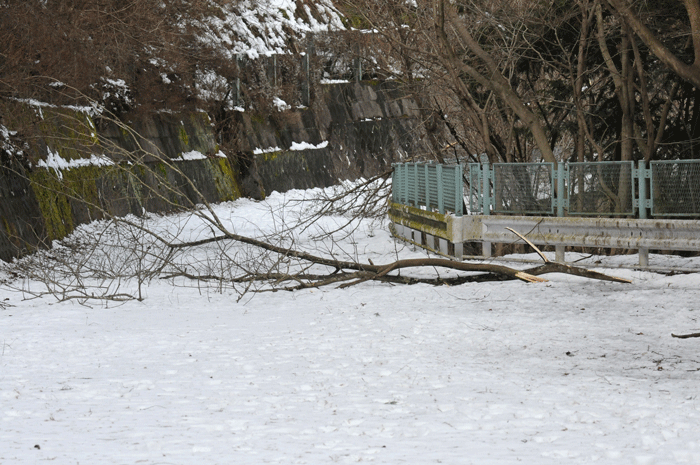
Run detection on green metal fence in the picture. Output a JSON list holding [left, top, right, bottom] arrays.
[[650, 160, 700, 217], [567, 161, 635, 216], [493, 163, 555, 215], [393, 159, 700, 218], [391, 162, 463, 216]]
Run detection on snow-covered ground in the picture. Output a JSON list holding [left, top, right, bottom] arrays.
[[2, 187, 700, 464]]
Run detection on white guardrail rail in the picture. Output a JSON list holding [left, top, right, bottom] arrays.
[[389, 203, 700, 268]]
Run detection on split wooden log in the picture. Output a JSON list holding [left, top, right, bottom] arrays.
[[671, 332, 700, 339]]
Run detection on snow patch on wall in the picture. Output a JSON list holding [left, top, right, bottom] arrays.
[[254, 146, 283, 154], [173, 150, 228, 161], [37, 150, 114, 179], [289, 140, 328, 151]]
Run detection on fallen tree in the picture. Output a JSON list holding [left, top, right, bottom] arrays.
[[0, 107, 631, 305]]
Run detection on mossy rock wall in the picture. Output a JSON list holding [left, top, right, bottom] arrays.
[[98, 111, 218, 163], [0, 105, 242, 261], [234, 81, 429, 198], [0, 162, 46, 260], [22, 157, 242, 244], [1, 81, 426, 260]]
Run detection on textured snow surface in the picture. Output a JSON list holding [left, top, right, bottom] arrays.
[[2, 188, 700, 464]]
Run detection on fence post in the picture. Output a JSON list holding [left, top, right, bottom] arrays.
[[481, 162, 492, 258], [455, 164, 463, 216], [437, 164, 444, 214], [468, 163, 480, 214], [555, 163, 566, 262], [482, 162, 491, 216], [637, 160, 650, 267], [556, 163, 566, 218], [637, 160, 648, 220]]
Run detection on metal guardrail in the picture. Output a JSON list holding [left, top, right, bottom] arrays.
[[394, 158, 700, 219], [465, 159, 700, 219], [391, 159, 700, 267]]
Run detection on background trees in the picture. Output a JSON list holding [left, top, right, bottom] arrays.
[[5, 0, 700, 164], [339, 0, 700, 164]]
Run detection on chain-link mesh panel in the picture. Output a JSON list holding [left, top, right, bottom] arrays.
[[493, 163, 554, 214], [568, 161, 634, 216], [651, 160, 700, 217]]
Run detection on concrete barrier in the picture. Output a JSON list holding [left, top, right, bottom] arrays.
[[389, 201, 700, 267]]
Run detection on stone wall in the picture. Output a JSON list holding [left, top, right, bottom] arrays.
[[234, 81, 429, 197], [0, 81, 429, 261]]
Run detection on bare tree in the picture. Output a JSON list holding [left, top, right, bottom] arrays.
[[606, 0, 700, 90], [1, 102, 630, 304]]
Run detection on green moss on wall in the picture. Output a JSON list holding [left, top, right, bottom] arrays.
[[250, 113, 267, 125], [258, 151, 281, 162], [28, 169, 75, 241], [37, 108, 100, 161], [179, 125, 190, 147], [9, 102, 246, 248], [214, 158, 242, 201]]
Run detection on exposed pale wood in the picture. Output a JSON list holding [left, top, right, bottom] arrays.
[[671, 332, 700, 339], [506, 227, 549, 263]]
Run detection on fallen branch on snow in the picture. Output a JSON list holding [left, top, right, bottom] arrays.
[[671, 332, 700, 339]]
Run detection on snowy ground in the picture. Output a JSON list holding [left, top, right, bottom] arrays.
[[2, 187, 700, 464]]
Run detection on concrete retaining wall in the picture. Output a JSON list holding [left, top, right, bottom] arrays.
[[0, 81, 429, 261]]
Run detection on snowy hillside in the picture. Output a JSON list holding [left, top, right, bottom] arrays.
[[0, 0, 347, 113], [197, 0, 345, 58]]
